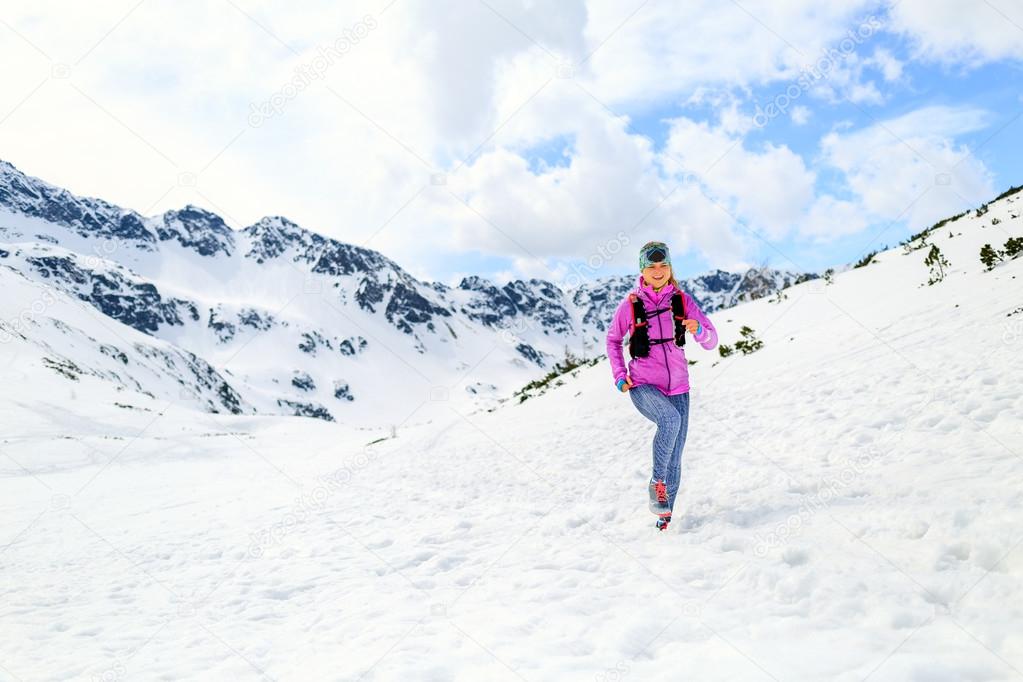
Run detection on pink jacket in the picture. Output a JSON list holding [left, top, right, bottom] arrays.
[[605, 274, 718, 395]]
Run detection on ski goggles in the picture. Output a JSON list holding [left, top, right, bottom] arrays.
[[639, 242, 671, 269]]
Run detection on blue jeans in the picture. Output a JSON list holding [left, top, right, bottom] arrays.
[[629, 384, 690, 512]]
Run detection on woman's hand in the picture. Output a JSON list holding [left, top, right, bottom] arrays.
[[618, 376, 635, 392], [683, 319, 700, 334]]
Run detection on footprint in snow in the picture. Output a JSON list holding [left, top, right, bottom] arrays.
[[565, 515, 587, 529], [901, 520, 929, 539], [402, 551, 435, 569], [435, 554, 466, 571], [673, 514, 709, 532], [719, 536, 745, 552], [934, 542, 971, 571], [781, 547, 810, 566]]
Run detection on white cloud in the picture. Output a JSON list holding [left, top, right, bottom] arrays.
[[806, 53, 885, 106], [663, 116, 817, 241], [820, 105, 995, 231], [889, 0, 1023, 64], [660, 104, 997, 245], [798, 195, 870, 241], [405, 103, 673, 269], [579, 0, 877, 106], [869, 48, 904, 81], [791, 105, 812, 125]]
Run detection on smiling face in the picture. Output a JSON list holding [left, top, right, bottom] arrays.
[[642, 261, 672, 289]]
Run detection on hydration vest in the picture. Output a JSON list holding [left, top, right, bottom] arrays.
[[627, 290, 687, 359]]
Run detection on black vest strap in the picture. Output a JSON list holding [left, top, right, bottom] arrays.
[[628, 291, 687, 358], [670, 292, 687, 347]]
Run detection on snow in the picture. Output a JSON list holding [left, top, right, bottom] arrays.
[[2, 195, 1022, 680]]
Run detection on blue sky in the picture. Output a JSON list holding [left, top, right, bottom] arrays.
[[1, 1, 1022, 288]]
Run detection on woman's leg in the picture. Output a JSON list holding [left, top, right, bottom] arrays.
[[629, 384, 683, 483], [664, 391, 690, 512]]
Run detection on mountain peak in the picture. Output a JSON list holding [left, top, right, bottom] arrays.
[[158, 205, 233, 257], [164, 204, 226, 224], [246, 215, 304, 234], [458, 274, 497, 291]]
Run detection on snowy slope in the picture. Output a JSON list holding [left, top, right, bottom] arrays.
[[1, 190, 1021, 680], [0, 263, 250, 416]]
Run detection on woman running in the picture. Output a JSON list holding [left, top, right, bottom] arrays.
[[605, 241, 718, 531]]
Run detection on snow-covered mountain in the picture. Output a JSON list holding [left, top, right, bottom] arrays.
[[0, 264, 249, 415], [0, 159, 812, 425], [2, 179, 1020, 680]]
